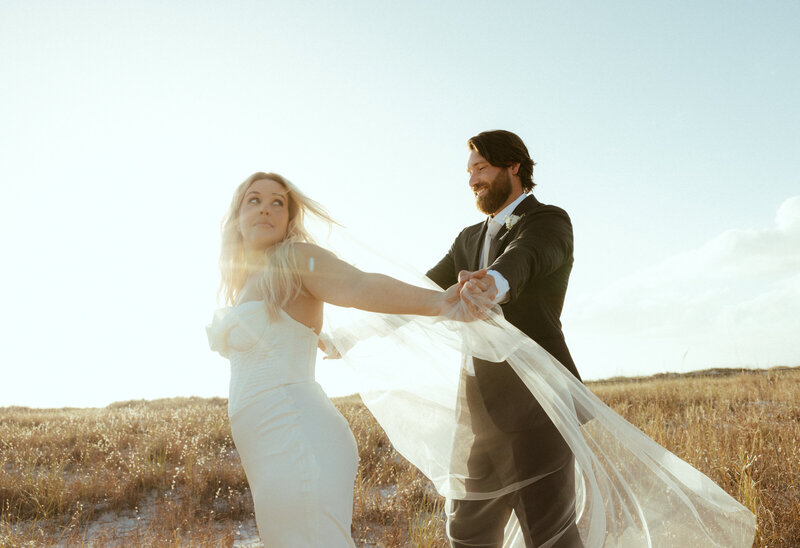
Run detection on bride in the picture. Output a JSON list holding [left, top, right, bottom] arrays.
[[207, 172, 478, 546]]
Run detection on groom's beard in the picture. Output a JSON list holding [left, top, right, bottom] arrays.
[[475, 169, 512, 215]]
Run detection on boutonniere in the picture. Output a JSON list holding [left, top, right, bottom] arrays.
[[497, 214, 524, 243], [504, 214, 522, 230]]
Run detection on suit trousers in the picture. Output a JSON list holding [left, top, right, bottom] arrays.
[[447, 370, 583, 548], [447, 462, 581, 548]]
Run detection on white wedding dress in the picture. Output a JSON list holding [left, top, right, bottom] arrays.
[[207, 300, 358, 547]]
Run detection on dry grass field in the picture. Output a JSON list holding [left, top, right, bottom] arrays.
[[1, 367, 798, 547]]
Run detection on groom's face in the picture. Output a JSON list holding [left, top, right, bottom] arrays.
[[468, 150, 512, 215]]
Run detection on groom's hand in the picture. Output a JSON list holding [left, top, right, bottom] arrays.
[[458, 269, 499, 303], [457, 269, 486, 284]]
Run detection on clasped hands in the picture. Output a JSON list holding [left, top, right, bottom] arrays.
[[442, 269, 498, 322], [459, 269, 498, 317]]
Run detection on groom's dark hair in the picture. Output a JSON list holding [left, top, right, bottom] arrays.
[[468, 130, 536, 192]]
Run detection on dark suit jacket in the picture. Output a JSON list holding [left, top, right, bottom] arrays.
[[427, 195, 581, 432]]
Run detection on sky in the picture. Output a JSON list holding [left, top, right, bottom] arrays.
[[1, 1, 798, 408]]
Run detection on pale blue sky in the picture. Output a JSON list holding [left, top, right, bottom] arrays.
[[1, 1, 798, 407]]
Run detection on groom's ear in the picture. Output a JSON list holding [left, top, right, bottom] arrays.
[[510, 162, 520, 176]]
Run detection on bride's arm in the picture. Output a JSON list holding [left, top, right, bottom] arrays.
[[294, 243, 458, 316]]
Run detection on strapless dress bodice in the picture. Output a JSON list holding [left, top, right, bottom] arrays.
[[207, 300, 319, 417]]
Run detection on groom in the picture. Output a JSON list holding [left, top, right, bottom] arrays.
[[427, 130, 583, 547]]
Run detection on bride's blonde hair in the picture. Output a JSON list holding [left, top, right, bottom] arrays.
[[219, 172, 336, 315]]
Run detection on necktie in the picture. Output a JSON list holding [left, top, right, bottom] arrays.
[[481, 220, 501, 269]]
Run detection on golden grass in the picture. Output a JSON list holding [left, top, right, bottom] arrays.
[[589, 367, 800, 547], [1, 367, 797, 547]]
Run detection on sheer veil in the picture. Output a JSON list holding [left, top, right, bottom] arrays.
[[313, 226, 756, 547]]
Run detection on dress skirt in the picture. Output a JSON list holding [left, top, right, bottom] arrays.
[[229, 381, 359, 547]]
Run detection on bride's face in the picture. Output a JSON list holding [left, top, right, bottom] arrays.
[[238, 178, 291, 252]]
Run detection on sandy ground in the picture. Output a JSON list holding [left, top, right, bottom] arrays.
[[3, 489, 264, 547], [5, 499, 391, 547]]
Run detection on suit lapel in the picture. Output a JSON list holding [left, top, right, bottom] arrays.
[[469, 219, 491, 270]]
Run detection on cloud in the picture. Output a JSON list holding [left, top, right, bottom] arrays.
[[567, 196, 800, 378]]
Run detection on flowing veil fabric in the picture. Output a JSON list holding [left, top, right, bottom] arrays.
[[312, 228, 756, 547]]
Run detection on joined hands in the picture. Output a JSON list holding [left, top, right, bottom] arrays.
[[459, 269, 498, 319], [441, 269, 498, 321]]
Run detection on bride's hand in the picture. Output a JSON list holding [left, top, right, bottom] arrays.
[[318, 336, 342, 360], [322, 347, 342, 360]]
